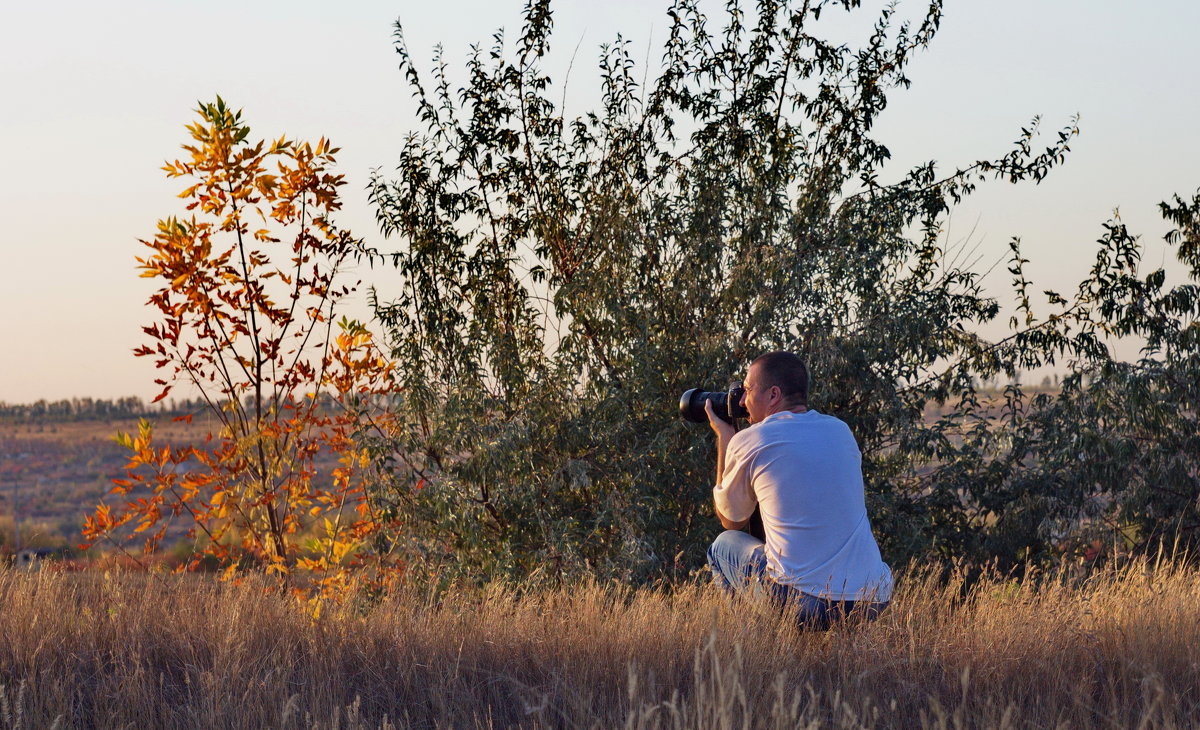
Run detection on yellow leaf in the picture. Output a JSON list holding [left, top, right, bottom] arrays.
[[333, 540, 354, 562]]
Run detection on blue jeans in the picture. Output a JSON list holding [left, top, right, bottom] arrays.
[[707, 530, 888, 631]]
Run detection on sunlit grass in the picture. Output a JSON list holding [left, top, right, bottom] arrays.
[[1, 557, 1197, 728]]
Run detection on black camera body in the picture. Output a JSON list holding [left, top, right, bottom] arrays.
[[679, 385, 749, 424]]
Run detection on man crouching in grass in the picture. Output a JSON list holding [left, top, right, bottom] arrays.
[[703, 351, 892, 630]]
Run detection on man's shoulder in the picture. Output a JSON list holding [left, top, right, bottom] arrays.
[[727, 420, 777, 456], [727, 424, 759, 451], [758, 410, 857, 445], [759, 409, 846, 428], [810, 410, 852, 430], [730, 412, 805, 447], [800, 410, 857, 439], [734, 410, 853, 443]]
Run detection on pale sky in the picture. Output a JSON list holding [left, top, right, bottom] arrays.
[[1, 1, 1197, 403]]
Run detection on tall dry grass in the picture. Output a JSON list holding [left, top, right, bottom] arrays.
[[1, 557, 1198, 729]]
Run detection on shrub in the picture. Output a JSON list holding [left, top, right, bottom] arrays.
[[358, 0, 1200, 582]]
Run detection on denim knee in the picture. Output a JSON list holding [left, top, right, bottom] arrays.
[[708, 529, 766, 593]]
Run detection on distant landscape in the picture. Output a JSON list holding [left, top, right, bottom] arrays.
[[0, 400, 210, 555], [0, 399, 339, 558]]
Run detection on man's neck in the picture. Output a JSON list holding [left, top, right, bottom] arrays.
[[765, 403, 808, 419]]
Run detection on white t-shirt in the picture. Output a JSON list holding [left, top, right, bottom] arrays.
[[713, 409, 893, 602]]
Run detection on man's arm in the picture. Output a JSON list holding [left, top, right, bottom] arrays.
[[704, 400, 750, 531]]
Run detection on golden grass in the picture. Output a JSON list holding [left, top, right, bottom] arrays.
[[1, 558, 1197, 729]]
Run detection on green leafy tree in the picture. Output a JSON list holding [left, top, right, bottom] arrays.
[[958, 202, 1200, 565], [360, 0, 1199, 581]]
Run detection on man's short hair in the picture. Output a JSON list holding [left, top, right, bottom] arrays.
[[751, 351, 809, 406]]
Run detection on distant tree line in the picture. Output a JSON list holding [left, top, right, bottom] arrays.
[[0, 394, 359, 424], [0, 396, 210, 423]]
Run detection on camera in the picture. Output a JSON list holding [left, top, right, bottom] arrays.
[[679, 385, 749, 424]]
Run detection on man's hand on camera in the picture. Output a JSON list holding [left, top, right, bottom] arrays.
[[704, 399, 736, 442], [705, 399, 737, 514]]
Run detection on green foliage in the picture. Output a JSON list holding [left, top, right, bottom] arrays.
[[361, 0, 1199, 581]]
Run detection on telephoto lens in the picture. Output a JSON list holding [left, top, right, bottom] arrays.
[[679, 385, 749, 424]]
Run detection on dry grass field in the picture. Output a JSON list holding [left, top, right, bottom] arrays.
[[1, 556, 1198, 729]]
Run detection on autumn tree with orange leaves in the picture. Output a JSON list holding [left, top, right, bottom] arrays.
[[83, 98, 397, 595]]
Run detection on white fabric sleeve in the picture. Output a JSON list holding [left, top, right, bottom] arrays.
[[713, 435, 757, 522]]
